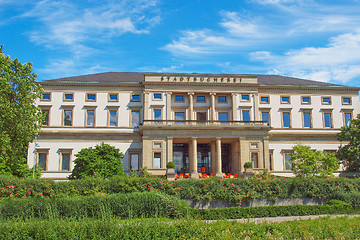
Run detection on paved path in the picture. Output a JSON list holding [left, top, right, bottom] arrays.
[[206, 214, 360, 224]]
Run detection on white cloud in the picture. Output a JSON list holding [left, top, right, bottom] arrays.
[[251, 31, 360, 83]]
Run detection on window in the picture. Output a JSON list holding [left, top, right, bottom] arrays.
[[197, 96, 205, 102], [41, 93, 51, 101], [63, 109, 73, 126], [109, 93, 118, 102], [260, 96, 269, 103], [261, 111, 270, 124], [323, 112, 332, 128], [154, 152, 161, 168], [342, 97, 351, 105], [86, 93, 96, 101], [60, 152, 71, 171], [131, 94, 140, 102], [109, 109, 118, 127], [174, 112, 185, 121], [301, 96, 310, 104], [241, 94, 250, 101], [251, 152, 259, 168], [197, 112, 207, 121], [64, 93, 74, 101], [218, 112, 228, 122], [242, 110, 250, 121], [130, 153, 140, 170], [154, 109, 162, 120], [284, 152, 292, 170], [218, 96, 227, 103], [131, 110, 140, 127], [86, 109, 95, 127], [303, 112, 312, 128], [153, 93, 162, 100], [42, 109, 49, 126], [322, 97, 331, 104], [281, 96, 290, 104], [344, 112, 352, 127], [37, 152, 48, 171], [282, 112, 291, 128], [175, 95, 184, 102]]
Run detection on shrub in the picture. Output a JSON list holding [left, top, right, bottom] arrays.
[[244, 162, 253, 169], [0, 192, 190, 220], [69, 143, 124, 179], [166, 162, 176, 169]]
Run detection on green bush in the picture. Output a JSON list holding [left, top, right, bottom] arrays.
[[1, 217, 360, 239], [2, 174, 360, 207], [0, 192, 189, 220], [192, 203, 358, 220]]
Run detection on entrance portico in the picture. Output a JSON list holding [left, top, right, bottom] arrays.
[[139, 120, 271, 178]]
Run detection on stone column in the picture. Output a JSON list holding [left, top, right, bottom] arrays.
[[232, 140, 240, 174], [188, 92, 194, 120], [239, 137, 246, 172], [231, 93, 238, 121], [210, 93, 216, 121], [166, 137, 173, 164], [252, 93, 259, 121], [142, 137, 152, 169], [210, 141, 216, 174], [215, 137, 222, 177], [143, 92, 149, 120], [263, 137, 270, 170], [190, 137, 199, 179], [166, 92, 172, 120]]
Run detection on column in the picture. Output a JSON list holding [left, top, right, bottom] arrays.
[[232, 93, 238, 121], [210, 141, 216, 174], [239, 137, 246, 173], [258, 140, 264, 169], [232, 140, 240, 173], [252, 93, 259, 121], [190, 137, 199, 179], [142, 137, 152, 169], [263, 137, 270, 170], [166, 92, 172, 120], [210, 93, 216, 121], [188, 92, 194, 120], [215, 137, 222, 177], [143, 92, 149, 120], [166, 137, 173, 164]]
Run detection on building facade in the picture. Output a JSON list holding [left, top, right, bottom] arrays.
[[27, 72, 360, 179]]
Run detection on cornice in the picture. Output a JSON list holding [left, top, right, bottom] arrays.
[[143, 81, 260, 88], [258, 85, 360, 92], [36, 81, 143, 88]]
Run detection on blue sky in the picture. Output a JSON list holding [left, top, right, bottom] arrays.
[[1, 0, 360, 87]]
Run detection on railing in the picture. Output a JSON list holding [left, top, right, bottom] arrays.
[[142, 120, 269, 126]]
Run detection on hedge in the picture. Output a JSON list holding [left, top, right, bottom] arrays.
[[0, 192, 189, 220], [192, 202, 359, 220], [1, 175, 360, 206], [1, 217, 360, 239], [0, 192, 357, 220]]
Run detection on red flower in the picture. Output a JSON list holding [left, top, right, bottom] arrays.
[[39, 193, 43, 196]]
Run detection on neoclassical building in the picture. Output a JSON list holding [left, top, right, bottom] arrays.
[[27, 72, 360, 179]]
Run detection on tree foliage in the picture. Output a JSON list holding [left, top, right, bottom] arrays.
[[290, 144, 339, 177], [69, 143, 125, 179], [0, 46, 43, 177], [337, 114, 360, 171]]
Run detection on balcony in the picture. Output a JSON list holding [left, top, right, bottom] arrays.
[[142, 120, 269, 127]]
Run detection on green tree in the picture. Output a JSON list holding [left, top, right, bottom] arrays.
[[0, 46, 43, 177], [337, 114, 360, 171], [69, 142, 125, 179], [290, 144, 339, 177]]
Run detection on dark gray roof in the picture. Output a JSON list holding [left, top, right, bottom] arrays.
[[43, 72, 346, 87], [44, 72, 144, 83], [257, 75, 342, 87]]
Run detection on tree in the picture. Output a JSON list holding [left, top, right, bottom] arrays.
[[69, 142, 125, 179], [337, 114, 360, 172], [0, 46, 43, 177], [290, 144, 339, 177]]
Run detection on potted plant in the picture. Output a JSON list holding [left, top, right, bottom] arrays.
[[166, 161, 176, 180], [244, 162, 253, 173]]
